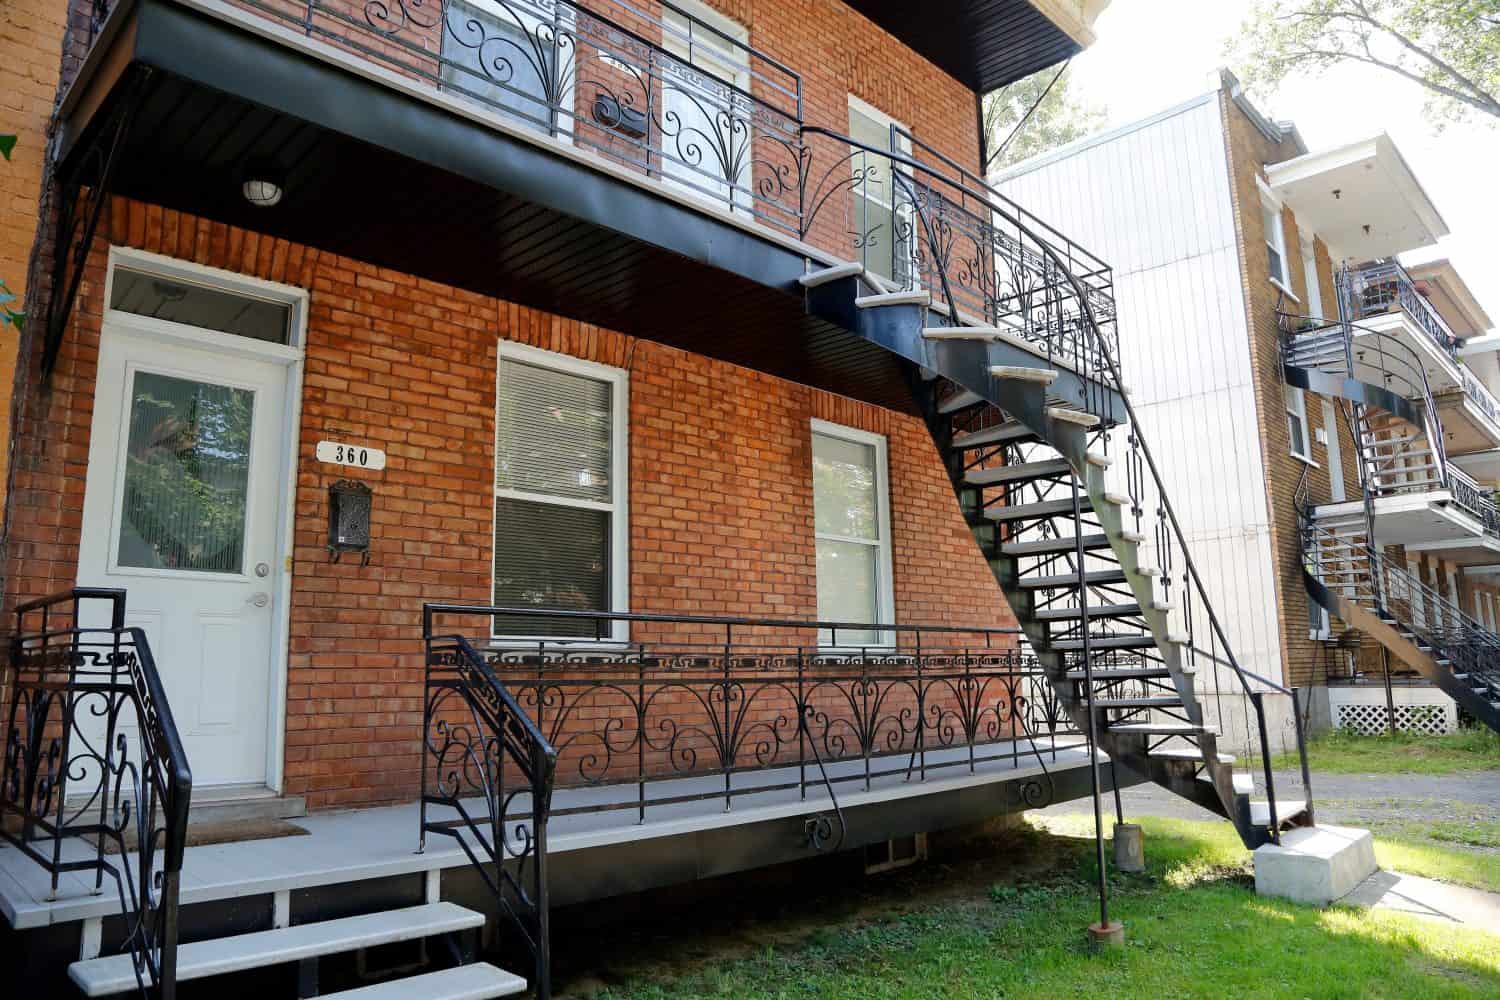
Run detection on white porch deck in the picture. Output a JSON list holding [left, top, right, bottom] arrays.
[[1, 738, 1101, 931]]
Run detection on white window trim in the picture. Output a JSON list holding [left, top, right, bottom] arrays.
[[1257, 179, 1297, 300], [659, 0, 753, 215], [1285, 384, 1315, 464], [491, 341, 630, 645], [811, 418, 896, 650]]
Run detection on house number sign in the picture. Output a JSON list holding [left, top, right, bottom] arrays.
[[316, 440, 387, 471]]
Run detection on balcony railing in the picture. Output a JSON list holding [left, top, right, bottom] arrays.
[[1457, 364, 1500, 431], [76, 0, 1119, 384], [1350, 260, 1460, 361], [1447, 464, 1500, 537]]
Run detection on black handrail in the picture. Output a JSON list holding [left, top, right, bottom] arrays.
[[421, 622, 558, 999], [1, 588, 191, 1000]]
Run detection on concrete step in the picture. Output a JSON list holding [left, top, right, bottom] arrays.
[[953, 420, 1036, 449], [966, 458, 1071, 486], [322, 964, 527, 999], [1033, 602, 1141, 621], [923, 325, 1007, 342], [70, 904, 485, 997], [1149, 747, 1236, 765], [1251, 797, 1311, 827], [1063, 665, 1184, 681], [1254, 825, 1377, 905], [855, 289, 930, 309], [799, 262, 863, 287], [1018, 568, 1127, 590], [1046, 406, 1100, 428], [990, 365, 1059, 385], [1000, 533, 1111, 557], [1086, 695, 1183, 709], [939, 389, 986, 414], [1108, 722, 1218, 737], [1048, 634, 1158, 652], [984, 496, 1091, 522]]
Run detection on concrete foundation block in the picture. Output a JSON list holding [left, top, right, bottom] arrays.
[[1113, 822, 1144, 873], [1254, 825, 1377, 905], [1086, 920, 1125, 950]]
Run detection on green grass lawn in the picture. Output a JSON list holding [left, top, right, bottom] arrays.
[[1272, 727, 1500, 774], [584, 816, 1500, 999]]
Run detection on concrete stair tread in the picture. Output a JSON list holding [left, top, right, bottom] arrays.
[[1086, 695, 1183, 709], [939, 389, 985, 414], [1000, 533, 1110, 556], [1149, 747, 1236, 765], [1033, 602, 1140, 621], [966, 458, 1070, 486], [1108, 722, 1218, 736], [799, 262, 863, 287], [1250, 797, 1311, 826], [321, 964, 527, 999], [69, 903, 484, 996], [1046, 406, 1100, 428], [855, 290, 930, 308], [953, 420, 1036, 448], [990, 365, 1059, 384], [1019, 568, 1127, 590], [985, 497, 1091, 521], [1064, 665, 1183, 681], [1048, 634, 1158, 652]]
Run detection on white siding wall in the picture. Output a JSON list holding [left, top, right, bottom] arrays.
[[997, 94, 1286, 692]]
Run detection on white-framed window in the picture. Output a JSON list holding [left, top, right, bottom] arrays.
[[847, 95, 915, 286], [1258, 180, 1292, 294], [811, 419, 895, 647], [492, 342, 629, 641], [1300, 235, 1325, 320], [660, 0, 752, 212], [1286, 385, 1312, 463], [441, 0, 576, 140]]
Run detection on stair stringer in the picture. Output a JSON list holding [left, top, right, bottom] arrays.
[[802, 274, 1252, 836], [1303, 568, 1500, 732]]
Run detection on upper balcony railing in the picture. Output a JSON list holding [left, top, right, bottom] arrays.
[[1350, 260, 1460, 361], [1457, 364, 1500, 432], [77, 0, 1120, 385]]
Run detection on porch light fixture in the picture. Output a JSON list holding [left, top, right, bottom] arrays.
[[242, 163, 284, 208]]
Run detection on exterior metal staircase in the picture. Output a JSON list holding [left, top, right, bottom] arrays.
[[798, 145, 1314, 848], [1282, 274, 1500, 735]]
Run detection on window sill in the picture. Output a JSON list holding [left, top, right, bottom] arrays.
[[1270, 277, 1300, 303], [1291, 452, 1320, 469]]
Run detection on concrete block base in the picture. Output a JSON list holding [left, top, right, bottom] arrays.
[[1086, 921, 1125, 950], [1254, 825, 1377, 905], [1113, 822, 1145, 873]]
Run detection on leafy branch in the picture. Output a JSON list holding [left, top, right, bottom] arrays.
[[1, 133, 21, 331]]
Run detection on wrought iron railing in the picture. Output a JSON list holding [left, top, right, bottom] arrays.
[[421, 604, 1080, 995], [1446, 464, 1500, 535], [75, 0, 1118, 386], [1456, 363, 1500, 432], [0, 589, 191, 1000], [1301, 516, 1500, 703], [1350, 260, 1460, 360]]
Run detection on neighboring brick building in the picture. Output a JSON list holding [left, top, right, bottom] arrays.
[[1000, 70, 1500, 739]]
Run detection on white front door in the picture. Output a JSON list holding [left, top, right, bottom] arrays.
[[78, 323, 291, 792]]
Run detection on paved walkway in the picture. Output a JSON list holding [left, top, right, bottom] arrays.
[[1340, 870, 1500, 930], [1039, 768, 1500, 826]]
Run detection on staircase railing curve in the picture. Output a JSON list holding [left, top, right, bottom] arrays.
[[420, 608, 559, 1000], [0, 588, 192, 1000], [798, 129, 1308, 817]]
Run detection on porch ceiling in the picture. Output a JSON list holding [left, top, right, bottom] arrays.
[[56, 0, 923, 414], [845, 0, 1085, 93]]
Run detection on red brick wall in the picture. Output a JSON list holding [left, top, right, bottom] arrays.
[[4, 199, 1012, 809]]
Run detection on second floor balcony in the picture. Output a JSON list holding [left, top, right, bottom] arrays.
[[1347, 260, 1500, 456], [50, 0, 1122, 413]]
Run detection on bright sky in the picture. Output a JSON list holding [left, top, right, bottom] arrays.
[[1063, 0, 1500, 326]]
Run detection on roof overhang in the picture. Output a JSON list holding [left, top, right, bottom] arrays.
[[1408, 259, 1494, 337], [1265, 134, 1448, 261], [844, 1, 1101, 93]]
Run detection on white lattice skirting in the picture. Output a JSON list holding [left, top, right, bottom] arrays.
[[1328, 686, 1458, 736]]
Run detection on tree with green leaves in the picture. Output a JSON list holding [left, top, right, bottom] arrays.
[[1229, 1, 1500, 127], [1, 133, 22, 331], [982, 63, 1107, 176]]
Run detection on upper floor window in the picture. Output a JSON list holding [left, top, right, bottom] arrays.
[[811, 420, 894, 647], [493, 344, 628, 640], [1259, 182, 1291, 293], [1286, 385, 1312, 463], [660, 0, 752, 211], [847, 96, 913, 285], [441, 0, 572, 137]]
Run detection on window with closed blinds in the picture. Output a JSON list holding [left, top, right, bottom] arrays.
[[812, 422, 894, 647], [494, 351, 624, 638]]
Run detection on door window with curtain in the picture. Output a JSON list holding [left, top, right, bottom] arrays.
[[493, 346, 627, 639], [811, 420, 894, 647]]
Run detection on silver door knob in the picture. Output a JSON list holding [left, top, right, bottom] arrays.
[[255, 562, 271, 578], [248, 592, 270, 608]]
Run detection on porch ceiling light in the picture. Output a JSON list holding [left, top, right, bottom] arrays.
[[242, 170, 284, 208]]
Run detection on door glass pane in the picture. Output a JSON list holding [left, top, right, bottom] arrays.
[[109, 268, 292, 344], [117, 371, 253, 573], [813, 433, 878, 540], [494, 497, 610, 637], [816, 539, 879, 644], [442, 0, 559, 134]]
